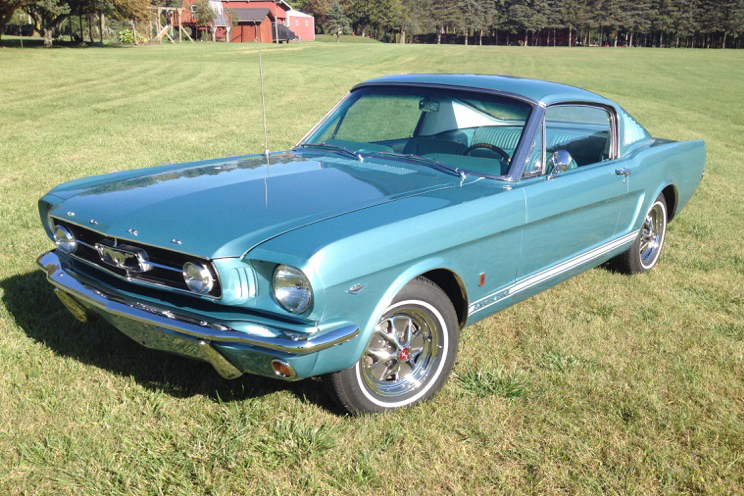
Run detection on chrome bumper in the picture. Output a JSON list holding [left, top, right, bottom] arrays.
[[37, 251, 359, 358]]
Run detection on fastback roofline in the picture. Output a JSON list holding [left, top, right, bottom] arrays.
[[350, 81, 542, 107]]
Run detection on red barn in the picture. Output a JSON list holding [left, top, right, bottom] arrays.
[[286, 9, 314, 41], [176, 0, 312, 42], [222, 1, 290, 25], [225, 8, 274, 42]]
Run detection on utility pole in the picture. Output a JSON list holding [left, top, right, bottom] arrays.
[[274, 0, 279, 43]]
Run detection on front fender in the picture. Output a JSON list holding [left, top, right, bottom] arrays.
[[308, 257, 467, 376]]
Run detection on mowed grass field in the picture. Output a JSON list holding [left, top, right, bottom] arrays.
[[1, 41, 743, 494]]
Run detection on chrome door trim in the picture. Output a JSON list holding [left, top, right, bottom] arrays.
[[468, 230, 639, 316]]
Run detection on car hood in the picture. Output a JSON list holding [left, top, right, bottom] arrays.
[[48, 152, 467, 258]]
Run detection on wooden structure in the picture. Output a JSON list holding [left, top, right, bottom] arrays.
[[153, 6, 194, 43]]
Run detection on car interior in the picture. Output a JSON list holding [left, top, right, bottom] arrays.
[[308, 90, 612, 178]]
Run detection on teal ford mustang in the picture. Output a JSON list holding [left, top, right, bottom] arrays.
[[37, 75, 706, 414]]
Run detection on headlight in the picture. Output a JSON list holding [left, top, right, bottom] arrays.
[[53, 225, 76, 254], [183, 261, 215, 294], [272, 264, 312, 314]]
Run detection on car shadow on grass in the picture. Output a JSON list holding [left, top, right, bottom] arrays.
[[1, 270, 343, 413]]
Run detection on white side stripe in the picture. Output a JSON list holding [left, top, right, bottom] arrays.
[[468, 231, 639, 316]]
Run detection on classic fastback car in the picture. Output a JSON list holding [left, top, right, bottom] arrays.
[[37, 75, 706, 414]]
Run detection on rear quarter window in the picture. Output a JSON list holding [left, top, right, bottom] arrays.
[[545, 105, 613, 166]]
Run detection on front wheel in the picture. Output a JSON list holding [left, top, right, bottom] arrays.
[[611, 194, 668, 274], [325, 277, 459, 414]]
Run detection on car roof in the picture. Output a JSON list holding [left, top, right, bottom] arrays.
[[353, 74, 616, 107]]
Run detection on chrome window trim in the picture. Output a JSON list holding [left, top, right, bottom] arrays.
[[299, 83, 539, 182], [349, 81, 540, 106], [520, 115, 547, 179], [543, 101, 619, 161], [296, 91, 351, 146], [508, 104, 544, 180]]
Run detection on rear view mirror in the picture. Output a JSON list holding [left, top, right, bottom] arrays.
[[419, 98, 440, 112], [547, 150, 573, 179]]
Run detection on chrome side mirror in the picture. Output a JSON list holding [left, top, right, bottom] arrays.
[[547, 150, 573, 179]]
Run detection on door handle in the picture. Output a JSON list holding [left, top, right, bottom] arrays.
[[615, 168, 631, 176]]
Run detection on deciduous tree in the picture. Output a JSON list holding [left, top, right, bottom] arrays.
[[0, 0, 29, 41], [26, 0, 71, 46]]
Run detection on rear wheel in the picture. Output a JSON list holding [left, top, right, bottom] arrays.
[[612, 194, 668, 274], [326, 277, 459, 414]]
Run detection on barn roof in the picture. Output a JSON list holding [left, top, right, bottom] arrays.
[[230, 8, 274, 23], [286, 9, 313, 18], [223, 0, 292, 10], [213, 11, 229, 27]]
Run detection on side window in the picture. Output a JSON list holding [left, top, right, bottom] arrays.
[[545, 105, 613, 166], [523, 122, 544, 176]]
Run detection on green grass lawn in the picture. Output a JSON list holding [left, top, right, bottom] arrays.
[[315, 34, 381, 43], [1, 41, 743, 494]]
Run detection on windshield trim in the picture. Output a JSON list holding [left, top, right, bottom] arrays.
[[297, 84, 539, 182], [370, 151, 463, 177]]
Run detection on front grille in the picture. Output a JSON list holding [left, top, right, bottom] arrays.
[[53, 219, 221, 298]]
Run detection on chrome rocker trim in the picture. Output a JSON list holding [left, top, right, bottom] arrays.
[[468, 230, 640, 316], [37, 251, 360, 355]]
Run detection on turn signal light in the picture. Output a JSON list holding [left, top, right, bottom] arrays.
[[271, 360, 295, 379]]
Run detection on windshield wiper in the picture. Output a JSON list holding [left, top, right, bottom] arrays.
[[295, 142, 363, 161], [372, 151, 464, 178]]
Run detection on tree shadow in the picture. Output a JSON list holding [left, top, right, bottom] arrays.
[[1, 270, 343, 413]]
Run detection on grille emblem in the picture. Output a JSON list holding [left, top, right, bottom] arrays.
[[95, 243, 152, 274]]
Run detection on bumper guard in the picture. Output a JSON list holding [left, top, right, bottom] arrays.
[[37, 251, 360, 367]]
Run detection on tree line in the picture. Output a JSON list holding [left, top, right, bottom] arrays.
[[295, 0, 744, 48], [1, 0, 154, 45], [3, 0, 744, 48]]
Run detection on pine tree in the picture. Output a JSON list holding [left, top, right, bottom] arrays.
[[326, 0, 349, 41]]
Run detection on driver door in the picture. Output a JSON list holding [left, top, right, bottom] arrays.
[[516, 105, 637, 286]]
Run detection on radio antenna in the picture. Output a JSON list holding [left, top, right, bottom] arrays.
[[258, 34, 270, 158]]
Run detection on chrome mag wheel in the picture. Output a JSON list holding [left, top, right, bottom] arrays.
[[325, 277, 458, 414], [609, 194, 668, 275], [639, 201, 667, 269], [360, 305, 441, 398]]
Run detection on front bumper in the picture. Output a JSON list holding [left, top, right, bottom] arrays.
[[37, 251, 359, 380]]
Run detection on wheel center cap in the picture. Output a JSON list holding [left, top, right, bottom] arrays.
[[398, 348, 410, 361]]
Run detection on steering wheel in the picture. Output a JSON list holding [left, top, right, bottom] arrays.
[[463, 143, 510, 162]]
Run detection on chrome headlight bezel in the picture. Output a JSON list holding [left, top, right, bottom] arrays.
[[46, 212, 56, 238], [53, 224, 77, 254], [183, 261, 215, 295], [272, 264, 313, 314]]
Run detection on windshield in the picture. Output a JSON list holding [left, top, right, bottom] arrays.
[[302, 86, 533, 177]]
